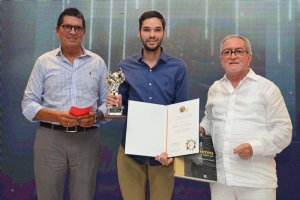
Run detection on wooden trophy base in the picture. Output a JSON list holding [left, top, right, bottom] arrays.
[[105, 106, 126, 119], [104, 114, 126, 119]]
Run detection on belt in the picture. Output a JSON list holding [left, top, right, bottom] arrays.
[[40, 121, 97, 132]]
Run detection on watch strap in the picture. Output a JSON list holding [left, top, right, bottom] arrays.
[[94, 109, 100, 123]]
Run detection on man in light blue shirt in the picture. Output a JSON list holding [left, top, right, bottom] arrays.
[[22, 8, 108, 200]]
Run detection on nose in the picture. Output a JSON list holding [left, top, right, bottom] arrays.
[[69, 27, 77, 34], [230, 51, 238, 59], [149, 30, 155, 37]]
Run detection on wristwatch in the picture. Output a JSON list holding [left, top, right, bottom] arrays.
[[94, 109, 100, 123]]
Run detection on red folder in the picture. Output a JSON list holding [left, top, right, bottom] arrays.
[[69, 106, 93, 117]]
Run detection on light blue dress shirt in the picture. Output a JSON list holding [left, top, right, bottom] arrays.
[[22, 45, 108, 124]]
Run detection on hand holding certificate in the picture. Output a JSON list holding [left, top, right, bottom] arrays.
[[125, 99, 200, 157]]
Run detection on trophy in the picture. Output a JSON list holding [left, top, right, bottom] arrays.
[[105, 69, 125, 116]]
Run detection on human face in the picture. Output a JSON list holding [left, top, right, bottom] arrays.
[[56, 15, 85, 50], [219, 37, 252, 78], [138, 17, 166, 52]]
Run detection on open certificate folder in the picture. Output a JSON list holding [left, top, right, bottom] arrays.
[[125, 99, 199, 157]]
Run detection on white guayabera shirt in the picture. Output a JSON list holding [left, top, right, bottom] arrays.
[[200, 68, 292, 188]]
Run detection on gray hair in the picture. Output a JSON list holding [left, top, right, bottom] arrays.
[[220, 34, 252, 55]]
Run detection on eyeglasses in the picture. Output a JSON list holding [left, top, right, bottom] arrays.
[[60, 24, 85, 33], [221, 48, 248, 57]]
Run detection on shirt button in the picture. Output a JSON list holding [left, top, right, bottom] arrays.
[[149, 97, 152, 99], [150, 69, 152, 72], [149, 83, 152, 85]]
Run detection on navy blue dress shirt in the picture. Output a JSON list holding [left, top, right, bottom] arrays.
[[118, 48, 188, 166]]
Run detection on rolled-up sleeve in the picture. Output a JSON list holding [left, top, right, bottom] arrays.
[[22, 59, 44, 122]]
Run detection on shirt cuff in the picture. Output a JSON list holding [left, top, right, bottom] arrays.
[[23, 105, 44, 122], [249, 139, 264, 156], [199, 123, 211, 135], [98, 106, 111, 123]]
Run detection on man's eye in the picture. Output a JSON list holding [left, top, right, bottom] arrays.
[[236, 49, 243, 54], [65, 25, 72, 29], [223, 50, 231, 55]]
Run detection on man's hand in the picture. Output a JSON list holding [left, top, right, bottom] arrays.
[[233, 143, 253, 160], [200, 126, 205, 134], [155, 152, 173, 166], [77, 112, 96, 127], [106, 93, 122, 107], [56, 111, 78, 127]]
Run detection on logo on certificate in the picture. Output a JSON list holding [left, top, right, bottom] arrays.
[[186, 139, 197, 151], [179, 106, 188, 113]]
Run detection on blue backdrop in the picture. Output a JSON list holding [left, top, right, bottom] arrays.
[[1, 1, 300, 199]]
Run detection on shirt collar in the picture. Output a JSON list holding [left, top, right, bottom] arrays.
[[137, 47, 167, 63], [56, 44, 90, 57], [246, 68, 258, 81], [221, 68, 258, 82]]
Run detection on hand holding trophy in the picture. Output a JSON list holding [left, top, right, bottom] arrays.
[[105, 69, 126, 118]]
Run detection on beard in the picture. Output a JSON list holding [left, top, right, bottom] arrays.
[[140, 37, 163, 52]]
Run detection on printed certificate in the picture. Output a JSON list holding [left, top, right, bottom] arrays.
[[125, 99, 199, 157]]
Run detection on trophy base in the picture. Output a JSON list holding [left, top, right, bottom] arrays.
[[107, 106, 123, 115], [105, 106, 126, 119], [105, 115, 126, 119]]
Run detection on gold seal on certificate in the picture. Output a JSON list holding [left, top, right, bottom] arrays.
[[105, 69, 125, 116]]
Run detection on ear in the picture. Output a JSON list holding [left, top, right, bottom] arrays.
[[137, 28, 141, 38], [247, 54, 253, 66], [55, 26, 59, 37], [163, 29, 166, 38], [219, 55, 223, 65]]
